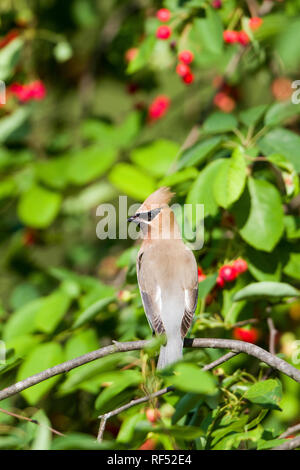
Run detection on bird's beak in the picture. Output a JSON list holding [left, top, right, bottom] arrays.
[[127, 215, 137, 223]]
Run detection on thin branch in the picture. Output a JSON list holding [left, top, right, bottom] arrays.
[[258, 0, 275, 16], [202, 351, 239, 371], [97, 386, 174, 442], [272, 435, 300, 450], [279, 423, 300, 439], [1, 338, 300, 402], [0, 407, 64, 437], [231, 318, 259, 328], [267, 317, 277, 356]]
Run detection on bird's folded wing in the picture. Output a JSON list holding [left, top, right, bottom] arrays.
[[180, 249, 198, 338], [137, 251, 165, 335], [181, 288, 198, 337]]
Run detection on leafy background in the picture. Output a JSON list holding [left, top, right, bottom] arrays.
[[0, 0, 300, 450]]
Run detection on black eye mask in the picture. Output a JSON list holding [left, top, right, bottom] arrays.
[[137, 208, 162, 222]]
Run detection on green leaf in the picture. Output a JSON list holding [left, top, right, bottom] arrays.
[[284, 215, 300, 240], [18, 184, 62, 228], [239, 105, 268, 127], [17, 342, 63, 404], [35, 290, 71, 333], [275, 18, 300, 71], [109, 163, 156, 200], [68, 145, 117, 185], [127, 36, 156, 74], [95, 370, 142, 411], [198, 273, 218, 299], [258, 128, 300, 172], [36, 157, 69, 190], [246, 247, 282, 282], [172, 393, 202, 424], [73, 296, 115, 328], [264, 101, 300, 127], [6, 334, 42, 358], [59, 354, 124, 395], [186, 159, 224, 218], [51, 433, 113, 450], [30, 410, 52, 450], [244, 379, 282, 410], [0, 37, 23, 80], [117, 414, 145, 443], [283, 252, 300, 281], [115, 111, 141, 148], [213, 147, 247, 209], [159, 167, 198, 186], [192, 7, 223, 55], [177, 136, 223, 169], [203, 112, 238, 134], [233, 178, 284, 252], [257, 438, 286, 450], [130, 139, 179, 177], [3, 298, 44, 342], [233, 282, 299, 302], [213, 426, 263, 450], [167, 364, 217, 395], [0, 107, 30, 144]]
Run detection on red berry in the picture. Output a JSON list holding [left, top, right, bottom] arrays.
[[156, 8, 171, 22], [146, 408, 161, 424], [178, 50, 194, 65], [238, 30, 250, 46], [212, 0, 222, 8], [198, 274, 207, 282], [156, 25, 171, 40], [213, 92, 236, 113], [139, 438, 157, 450], [23, 229, 36, 246], [176, 63, 190, 77], [148, 95, 170, 120], [249, 17, 263, 30], [216, 276, 225, 288], [233, 258, 248, 274], [223, 30, 239, 44], [125, 47, 138, 63], [219, 264, 238, 282], [233, 327, 259, 344], [182, 71, 194, 85]]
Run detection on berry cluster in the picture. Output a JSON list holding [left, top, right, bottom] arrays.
[[9, 80, 46, 102], [148, 94, 170, 121], [176, 50, 195, 85], [223, 29, 250, 46], [156, 8, 172, 40], [216, 258, 248, 287]]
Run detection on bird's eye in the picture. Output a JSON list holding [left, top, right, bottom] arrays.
[[149, 208, 161, 220]]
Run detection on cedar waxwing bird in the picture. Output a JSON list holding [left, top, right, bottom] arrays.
[[128, 187, 198, 369]]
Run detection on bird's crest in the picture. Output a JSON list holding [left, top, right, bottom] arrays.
[[140, 187, 174, 211]]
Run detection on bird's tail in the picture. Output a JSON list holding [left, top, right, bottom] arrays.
[[157, 335, 183, 370]]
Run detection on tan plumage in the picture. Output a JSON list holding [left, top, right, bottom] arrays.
[[128, 187, 198, 369]]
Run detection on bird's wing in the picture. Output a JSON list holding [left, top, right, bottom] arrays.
[[136, 249, 165, 335], [180, 249, 198, 338]]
